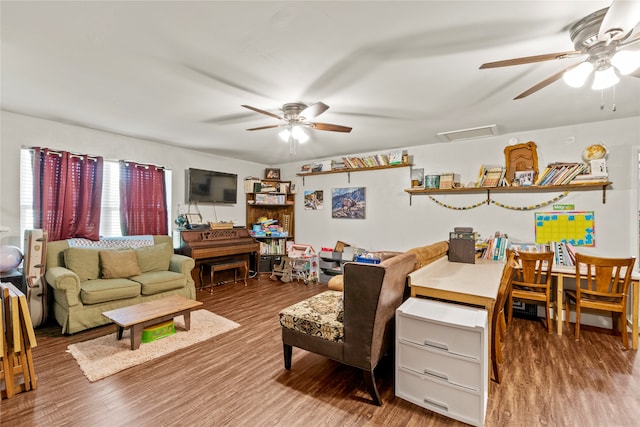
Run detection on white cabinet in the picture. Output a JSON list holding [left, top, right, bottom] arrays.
[[396, 298, 488, 426]]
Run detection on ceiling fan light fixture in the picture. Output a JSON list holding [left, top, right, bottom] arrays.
[[278, 128, 291, 142], [291, 126, 309, 143], [611, 50, 640, 75], [591, 66, 620, 90], [563, 61, 594, 88]]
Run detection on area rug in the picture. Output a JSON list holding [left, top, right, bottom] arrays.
[[67, 309, 240, 382]]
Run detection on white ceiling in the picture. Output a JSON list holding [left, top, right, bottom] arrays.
[[2, 1, 640, 165]]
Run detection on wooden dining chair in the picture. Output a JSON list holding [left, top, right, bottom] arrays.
[[491, 251, 516, 384], [564, 253, 635, 348], [507, 250, 555, 333]]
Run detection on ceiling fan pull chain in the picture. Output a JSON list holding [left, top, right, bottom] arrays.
[[612, 85, 617, 112], [600, 89, 604, 110]]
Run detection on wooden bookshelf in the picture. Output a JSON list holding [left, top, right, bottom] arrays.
[[297, 163, 413, 185], [404, 181, 612, 205]]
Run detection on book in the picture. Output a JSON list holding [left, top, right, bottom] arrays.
[[439, 173, 454, 189]]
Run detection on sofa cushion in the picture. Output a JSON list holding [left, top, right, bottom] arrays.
[[64, 247, 101, 281], [100, 249, 141, 279], [279, 290, 344, 342], [136, 243, 172, 273], [407, 241, 449, 270], [131, 271, 186, 295], [80, 278, 141, 304]]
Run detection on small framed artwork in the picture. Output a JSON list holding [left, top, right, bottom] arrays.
[[304, 190, 324, 210], [332, 187, 365, 219], [185, 213, 203, 225], [514, 170, 535, 186], [265, 168, 281, 179]]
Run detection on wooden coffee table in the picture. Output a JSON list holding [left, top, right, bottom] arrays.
[[102, 295, 203, 350]]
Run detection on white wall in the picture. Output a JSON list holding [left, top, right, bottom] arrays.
[[278, 116, 640, 262], [0, 111, 266, 248]]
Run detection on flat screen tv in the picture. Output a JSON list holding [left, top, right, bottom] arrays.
[[187, 168, 238, 204]]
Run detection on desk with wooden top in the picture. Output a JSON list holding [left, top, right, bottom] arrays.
[[408, 257, 505, 316], [551, 265, 639, 350]]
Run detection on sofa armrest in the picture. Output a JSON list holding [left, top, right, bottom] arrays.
[[45, 266, 82, 307], [170, 254, 196, 286]]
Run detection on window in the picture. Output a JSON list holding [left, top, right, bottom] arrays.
[[20, 148, 172, 239]]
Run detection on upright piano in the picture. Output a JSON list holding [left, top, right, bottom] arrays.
[[177, 227, 259, 286]]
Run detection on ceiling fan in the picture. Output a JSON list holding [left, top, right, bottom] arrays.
[[480, 0, 640, 99], [241, 102, 353, 134]]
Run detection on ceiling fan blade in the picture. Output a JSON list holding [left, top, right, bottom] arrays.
[[300, 102, 329, 119], [246, 124, 282, 131], [241, 105, 283, 120], [598, 0, 640, 42], [309, 122, 352, 133], [480, 51, 583, 69], [513, 64, 578, 100]]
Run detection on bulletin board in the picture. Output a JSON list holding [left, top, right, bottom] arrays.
[[534, 211, 595, 246]]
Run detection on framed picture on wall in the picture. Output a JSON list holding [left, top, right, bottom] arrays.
[[265, 168, 280, 179], [331, 187, 365, 219]]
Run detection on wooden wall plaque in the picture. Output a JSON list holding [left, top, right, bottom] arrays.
[[504, 141, 539, 185]]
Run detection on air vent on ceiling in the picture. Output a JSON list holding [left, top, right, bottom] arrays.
[[437, 124, 498, 142]]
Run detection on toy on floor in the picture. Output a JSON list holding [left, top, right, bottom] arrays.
[[270, 256, 293, 283]]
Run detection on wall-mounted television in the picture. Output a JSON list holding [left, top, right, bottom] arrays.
[[187, 168, 238, 204]]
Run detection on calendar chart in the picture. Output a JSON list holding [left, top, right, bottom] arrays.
[[534, 211, 595, 246]]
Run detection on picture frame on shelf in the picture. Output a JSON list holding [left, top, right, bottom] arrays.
[[514, 170, 535, 186], [265, 168, 281, 179], [411, 168, 424, 188]]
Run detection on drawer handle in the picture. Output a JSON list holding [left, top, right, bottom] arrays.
[[424, 397, 449, 412], [424, 368, 448, 382], [424, 339, 448, 352]]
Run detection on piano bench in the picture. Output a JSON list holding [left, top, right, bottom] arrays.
[[199, 260, 248, 293]]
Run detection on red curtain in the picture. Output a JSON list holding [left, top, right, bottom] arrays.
[[33, 147, 104, 241], [119, 161, 168, 236]]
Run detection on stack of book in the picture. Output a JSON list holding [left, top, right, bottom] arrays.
[[508, 241, 576, 266], [478, 235, 509, 260], [534, 162, 587, 186]]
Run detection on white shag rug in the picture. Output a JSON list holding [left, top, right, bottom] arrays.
[[67, 309, 240, 382]]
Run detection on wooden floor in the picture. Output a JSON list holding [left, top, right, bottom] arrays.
[[1, 276, 639, 426]]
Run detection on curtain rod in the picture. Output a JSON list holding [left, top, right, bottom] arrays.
[[23, 145, 170, 170]]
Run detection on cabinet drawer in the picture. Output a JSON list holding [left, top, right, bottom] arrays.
[[396, 368, 484, 427], [397, 314, 482, 359], [397, 341, 481, 391]]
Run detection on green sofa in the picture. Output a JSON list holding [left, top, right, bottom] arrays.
[[45, 235, 196, 334]]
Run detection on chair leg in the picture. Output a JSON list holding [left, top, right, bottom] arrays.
[[618, 312, 629, 348], [507, 293, 513, 325], [575, 306, 581, 341], [545, 301, 552, 334], [283, 343, 292, 370], [362, 369, 382, 406]]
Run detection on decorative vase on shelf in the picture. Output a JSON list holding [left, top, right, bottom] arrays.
[[0, 245, 23, 273]]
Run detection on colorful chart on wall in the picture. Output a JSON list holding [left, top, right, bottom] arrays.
[[534, 211, 595, 246]]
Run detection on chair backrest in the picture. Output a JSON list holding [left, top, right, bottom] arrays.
[[574, 253, 635, 301], [341, 251, 417, 370], [512, 250, 554, 292], [495, 252, 517, 322]]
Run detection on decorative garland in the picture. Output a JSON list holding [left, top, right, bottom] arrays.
[[428, 191, 569, 211]]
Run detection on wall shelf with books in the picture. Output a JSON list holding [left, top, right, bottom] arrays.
[[404, 181, 612, 206], [296, 163, 413, 185]]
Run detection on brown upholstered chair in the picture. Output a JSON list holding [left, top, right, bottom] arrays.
[[507, 250, 555, 333], [279, 251, 417, 405], [564, 253, 635, 347], [492, 251, 516, 384]]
